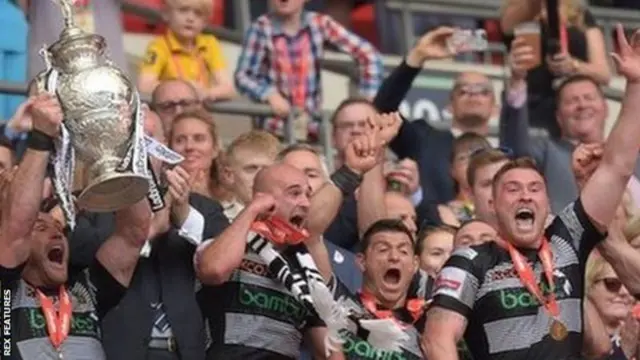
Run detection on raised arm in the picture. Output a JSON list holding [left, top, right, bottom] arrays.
[[318, 13, 383, 99], [95, 199, 151, 287], [0, 94, 61, 268], [422, 307, 466, 360], [499, 0, 543, 34], [499, 37, 547, 162], [196, 193, 275, 285], [581, 25, 640, 233]]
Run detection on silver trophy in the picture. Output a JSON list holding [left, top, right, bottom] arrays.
[[35, 0, 150, 222]]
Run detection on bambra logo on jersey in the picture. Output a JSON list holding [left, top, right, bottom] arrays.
[[239, 285, 310, 319], [499, 270, 573, 310], [340, 330, 408, 360], [25, 308, 99, 338]]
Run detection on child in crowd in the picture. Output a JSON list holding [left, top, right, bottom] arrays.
[[235, 0, 383, 143], [138, 0, 235, 101]]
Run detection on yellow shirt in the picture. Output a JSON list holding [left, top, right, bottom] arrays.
[[140, 31, 227, 87]]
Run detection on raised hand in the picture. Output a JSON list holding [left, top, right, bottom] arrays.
[[29, 94, 63, 138], [6, 97, 36, 133], [248, 192, 277, 219], [572, 142, 604, 190], [509, 37, 536, 82], [166, 166, 192, 227], [371, 112, 402, 146], [619, 311, 640, 359], [385, 158, 420, 196], [612, 24, 640, 82], [407, 27, 457, 66], [344, 126, 381, 175]]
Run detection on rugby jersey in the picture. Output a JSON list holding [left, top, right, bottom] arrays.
[[328, 275, 428, 360], [1, 262, 125, 360], [198, 251, 323, 360], [432, 198, 604, 360]]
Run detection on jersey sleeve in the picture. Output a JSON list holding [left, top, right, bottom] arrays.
[[205, 35, 227, 71], [430, 247, 482, 318], [555, 197, 605, 263], [87, 260, 126, 319], [139, 37, 168, 77]]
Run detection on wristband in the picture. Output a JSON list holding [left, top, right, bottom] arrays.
[[26, 130, 54, 151], [330, 166, 362, 196]]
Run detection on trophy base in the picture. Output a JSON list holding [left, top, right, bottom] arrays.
[[77, 172, 149, 212]]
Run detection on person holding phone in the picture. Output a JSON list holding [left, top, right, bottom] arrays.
[[500, 0, 611, 138]]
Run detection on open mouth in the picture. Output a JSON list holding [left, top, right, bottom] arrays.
[[47, 246, 64, 265], [383, 268, 401, 286], [515, 208, 535, 231], [289, 215, 305, 228]]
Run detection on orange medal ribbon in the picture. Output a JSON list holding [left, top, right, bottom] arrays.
[[36, 286, 73, 350], [250, 217, 308, 246], [359, 289, 425, 326]]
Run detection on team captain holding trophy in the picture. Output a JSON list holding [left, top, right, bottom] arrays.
[[0, 1, 182, 359]]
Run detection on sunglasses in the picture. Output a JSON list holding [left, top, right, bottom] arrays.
[[469, 146, 514, 159], [453, 83, 493, 96], [596, 277, 624, 293]]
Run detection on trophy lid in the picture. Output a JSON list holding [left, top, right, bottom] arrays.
[[47, 0, 106, 62]]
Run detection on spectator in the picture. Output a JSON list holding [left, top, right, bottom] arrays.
[[416, 225, 456, 277], [138, 0, 235, 100], [447, 133, 492, 223], [151, 79, 202, 133], [330, 98, 378, 169], [168, 110, 228, 201], [376, 27, 516, 205], [218, 130, 281, 219], [584, 250, 637, 360], [500, 0, 611, 137], [18, 0, 127, 79], [234, 0, 383, 142], [465, 148, 511, 228], [502, 37, 640, 214], [454, 219, 498, 247]]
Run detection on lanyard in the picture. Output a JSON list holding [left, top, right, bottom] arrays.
[[164, 35, 209, 86], [274, 32, 311, 109], [559, 22, 568, 54], [36, 286, 73, 350], [359, 289, 425, 325], [504, 238, 560, 318]]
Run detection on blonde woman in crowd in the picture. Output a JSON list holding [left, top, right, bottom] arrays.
[[584, 249, 638, 359], [168, 109, 229, 201]]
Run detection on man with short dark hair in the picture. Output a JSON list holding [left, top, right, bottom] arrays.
[[465, 149, 510, 228], [423, 28, 640, 360]]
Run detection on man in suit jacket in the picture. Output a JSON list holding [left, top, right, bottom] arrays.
[[68, 167, 229, 360], [374, 27, 508, 204], [500, 38, 640, 214]]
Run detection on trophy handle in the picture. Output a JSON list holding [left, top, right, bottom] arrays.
[[39, 45, 53, 71]]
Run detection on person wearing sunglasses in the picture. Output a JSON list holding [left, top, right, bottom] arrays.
[[584, 250, 638, 360]]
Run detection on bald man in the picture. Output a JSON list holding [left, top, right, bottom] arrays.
[[150, 80, 202, 132], [195, 163, 336, 360]]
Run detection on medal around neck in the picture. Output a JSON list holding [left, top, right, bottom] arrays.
[[36, 0, 150, 223], [550, 319, 568, 341]]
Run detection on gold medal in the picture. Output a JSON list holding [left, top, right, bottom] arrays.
[[550, 319, 568, 341]]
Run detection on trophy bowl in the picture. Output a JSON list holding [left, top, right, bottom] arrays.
[[38, 21, 150, 212]]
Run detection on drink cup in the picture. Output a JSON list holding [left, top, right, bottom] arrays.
[[514, 22, 542, 70]]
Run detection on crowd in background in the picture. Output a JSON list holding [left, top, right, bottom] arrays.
[[4, 0, 640, 360]]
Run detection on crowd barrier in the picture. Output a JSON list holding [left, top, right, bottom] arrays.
[[0, 1, 628, 173]]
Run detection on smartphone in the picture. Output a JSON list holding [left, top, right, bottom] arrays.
[[447, 29, 489, 53]]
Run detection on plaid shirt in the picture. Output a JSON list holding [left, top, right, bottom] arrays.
[[234, 11, 383, 137]]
